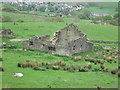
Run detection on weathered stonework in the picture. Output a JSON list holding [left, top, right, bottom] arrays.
[[0, 29, 14, 37], [23, 24, 93, 56]]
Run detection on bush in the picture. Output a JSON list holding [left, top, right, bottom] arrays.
[[109, 19, 118, 26], [38, 6, 46, 12], [78, 14, 89, 20], [2, 5, 18, 12], [0, 66, 4, 72], [2, 16, 12, 22], [102, 15, 113, 21], [17, 19, 25, 22], [51, 17, 64, 22], [33, 66, 40, 70]]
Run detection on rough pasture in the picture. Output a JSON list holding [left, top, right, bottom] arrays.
[[1, 12, 119, 88], [2, 45, 119, 88]]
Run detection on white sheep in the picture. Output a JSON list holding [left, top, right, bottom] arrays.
[[13, 72, 24, 77]]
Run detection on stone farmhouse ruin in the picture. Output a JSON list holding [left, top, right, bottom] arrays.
[[23, 24, 93, 56], [0, 29, 14, 37]]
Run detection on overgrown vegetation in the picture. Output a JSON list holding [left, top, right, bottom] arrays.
[[2, 16, 12, 22], [91, 14, 119, 26], [2, 5, 18, 12]]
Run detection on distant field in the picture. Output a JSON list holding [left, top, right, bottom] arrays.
[[20, 11, 55, 16], [97, 2, 118, 9], [73, 2, 118, 16], [81, 7, 117, 15], [2, 11, 45, 22], [74, 7, 117, 16]]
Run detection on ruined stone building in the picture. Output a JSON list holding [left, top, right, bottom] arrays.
[[0, 29, 14, 37], [23, 24, 93, 56]]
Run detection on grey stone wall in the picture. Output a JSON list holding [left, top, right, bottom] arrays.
[[52, 24, 85, 46], [23, 35, 50, 51]]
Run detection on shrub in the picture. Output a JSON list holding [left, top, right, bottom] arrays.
[[85, 63, 92, 69], [17, 19, 25, 22], [0, 66, 4, 72], [38, 6, 46, 12], [33, 66, 40, 70], [109, 19, 118, 26], [17, 63, 22, 67], [111, 68, 118, 74], [117, 72, 120, 77], [2, 5, 18, 12], [78, 14, 89, 20], [51, 17, 64, 22], [2, 16, 12, 22]]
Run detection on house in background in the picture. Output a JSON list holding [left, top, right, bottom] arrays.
[[91, 12, 110, 17]]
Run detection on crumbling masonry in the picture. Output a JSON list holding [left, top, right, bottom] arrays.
[[23, 24, 93, 56]]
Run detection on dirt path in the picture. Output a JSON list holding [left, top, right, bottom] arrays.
[[10, 39, 28, 42]]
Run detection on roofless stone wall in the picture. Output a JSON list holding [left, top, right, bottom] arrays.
[[23, 24, 93, 56]]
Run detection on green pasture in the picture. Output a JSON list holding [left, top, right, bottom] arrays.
[[2, 11, 45, 22], [1, 7, 119, 88], [2, 48, 118, 88], [1, 21, 119, 88], [20, 11, 55, 16], [74, 7, 117, 16], [2, 22, 118, 41]]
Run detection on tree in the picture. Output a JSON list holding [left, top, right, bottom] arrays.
[[115, 7, 118, 11], [114, 13, 119, 19], [62, 9, 69, 16], [78, 14, 89, 19], [17, 5, 28, 11], [108, 19, 118, 26], [83, 10, 91, 19], [102, 15, 113, 21], [38, 6, 46, 12], [48, 6, 55, 12]]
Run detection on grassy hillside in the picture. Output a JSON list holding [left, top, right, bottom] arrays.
[[2, 11, 45, 22], [1, 4, 119, 88], [98, 2, 118, 9], [80, 7, 117, 15], [73, 2, 118, 16], [2, 22, 118, 41]]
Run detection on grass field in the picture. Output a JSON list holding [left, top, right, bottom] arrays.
[[2, 47, 118, 88], [2, 11, 44, 22], [1, 21, 119, 88], [2, 22, 118, 41], [20, 11, 55, 16], [1, 5, 119, 88]]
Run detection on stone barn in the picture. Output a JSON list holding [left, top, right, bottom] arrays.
[[23, 24, 93, 56], [0, 29, 14, 37]]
